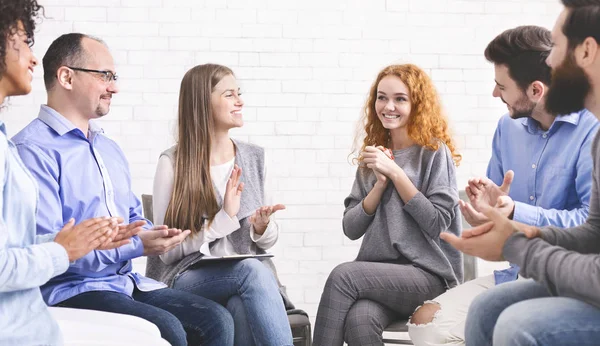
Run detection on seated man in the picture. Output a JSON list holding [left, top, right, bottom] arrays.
[[0, 3, 165, 345], [408, 25, 599, 346], [443, 3, 600, 344], [12, 33, 234, 346]]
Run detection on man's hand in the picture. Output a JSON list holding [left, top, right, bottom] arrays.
[[97, 219, 145, 250], [55, 217, 118, 261], [467, 170, 514, 213], [459, 200, 489, 226], [139, 226, 191, 256], [495, 195, 516, 219], [440, 206, 518, 261]]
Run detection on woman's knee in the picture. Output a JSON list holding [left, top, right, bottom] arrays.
[[325, 262, 356, 288], [237, 259, 276, 283]]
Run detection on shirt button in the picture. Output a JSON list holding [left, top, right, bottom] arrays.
[[532, 164, 536, 169], [542, 133, 548, 138], [530, 196, 535, 201]]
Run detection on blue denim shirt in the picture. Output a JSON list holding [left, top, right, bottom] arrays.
[[0, 120, 69, 345], [12, 105, 166, 306], [488, 110, 599, 284]]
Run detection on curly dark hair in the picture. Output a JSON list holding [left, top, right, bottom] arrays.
[[0, 0, 43, 78]]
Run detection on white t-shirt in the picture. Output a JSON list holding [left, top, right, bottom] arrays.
[[152, 155, 279, 265]]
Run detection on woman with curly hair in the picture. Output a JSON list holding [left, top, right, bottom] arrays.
[[313, 64, 463, 346], [0, 1, 169, 345]]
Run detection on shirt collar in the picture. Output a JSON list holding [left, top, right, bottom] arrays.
[[37, 105, 104, 137], [520, 110, 583, 132], [0, 121, 6, 136]]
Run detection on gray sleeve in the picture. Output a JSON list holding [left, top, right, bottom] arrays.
[[342, 168, 375, 240], [540, 222, 600, 255], [504, 232, 600, 308], [403, 145, 458, 239]]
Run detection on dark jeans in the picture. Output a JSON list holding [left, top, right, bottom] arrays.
[[57, 287, 234, 346]]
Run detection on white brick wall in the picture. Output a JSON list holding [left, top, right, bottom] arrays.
[[3, 0, 562, 321]]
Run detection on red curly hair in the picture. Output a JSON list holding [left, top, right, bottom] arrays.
[[353, 64, 461, 166]]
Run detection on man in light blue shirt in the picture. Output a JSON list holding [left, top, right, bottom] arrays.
[[408, 26, 599, 346], [0, 5, 144, 345], [12, 33, 235, 346]]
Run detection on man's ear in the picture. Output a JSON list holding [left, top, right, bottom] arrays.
[[575, 37, 599, 68], [527, 81, 546, 102], [56, 67, 74, 90]]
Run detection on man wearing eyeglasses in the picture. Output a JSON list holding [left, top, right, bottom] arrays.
[[11, 33, 235, 346]]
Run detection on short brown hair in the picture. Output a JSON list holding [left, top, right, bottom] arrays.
[[484, 26, 552, 90]]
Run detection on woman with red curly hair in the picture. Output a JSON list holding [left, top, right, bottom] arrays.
[[313, 64, 463, 346]]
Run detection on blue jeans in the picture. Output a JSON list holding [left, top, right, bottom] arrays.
[[465, 279, 600, 346], [58, 287, 234, 346], [173, 258, 293, 346]]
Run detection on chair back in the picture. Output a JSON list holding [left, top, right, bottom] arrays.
[[142, 194, 154, 224], [459, 190, 478, 282]]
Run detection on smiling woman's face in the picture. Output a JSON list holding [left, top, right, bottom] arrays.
[[211, 74, 244, 131], [1, 20, 38, 98], [374, 75, 412, 131]]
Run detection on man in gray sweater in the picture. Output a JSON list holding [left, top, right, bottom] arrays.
[[442, 1, 600, 344]]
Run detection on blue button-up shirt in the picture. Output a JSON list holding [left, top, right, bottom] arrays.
[[488, 109, 599, 284], [0, 120, 69, 345], [12, 105, 165, 306]]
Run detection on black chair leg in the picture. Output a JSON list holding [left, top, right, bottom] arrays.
[[305, 324, 312, 346]]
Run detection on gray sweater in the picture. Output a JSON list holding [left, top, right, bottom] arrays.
[[343, 143, 463, 288], [504, 130, 600, 308]]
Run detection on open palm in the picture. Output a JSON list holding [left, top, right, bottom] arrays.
[[468, 170, 514, 212]]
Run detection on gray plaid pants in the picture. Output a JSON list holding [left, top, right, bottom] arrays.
[[313, 261, 446, 346]]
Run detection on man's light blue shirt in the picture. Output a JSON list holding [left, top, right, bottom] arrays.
[[488, 109, 599, 284], [0, 120, 69, 345], [12, 105, 165, 306]]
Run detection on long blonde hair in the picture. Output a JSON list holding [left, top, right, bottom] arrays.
[[163, 64, 234, 234]]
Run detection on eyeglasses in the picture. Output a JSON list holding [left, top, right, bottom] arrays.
[[66, 66, 119, 83]]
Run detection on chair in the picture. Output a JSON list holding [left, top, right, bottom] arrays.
[[381, 190, 479, 345], [140, 194, 312, 346]]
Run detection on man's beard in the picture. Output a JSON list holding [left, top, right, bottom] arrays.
[[95, 106, 109, 117], [95, 94, 112, 117], [545, 51, 591, 116], [503, 94, 535, 120]]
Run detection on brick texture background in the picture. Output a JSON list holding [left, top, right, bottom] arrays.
[[3, 0, 562, 321]]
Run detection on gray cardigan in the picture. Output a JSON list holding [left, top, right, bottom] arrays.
[[343, 143, 463, 288], [145, 139, 295, 309]]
